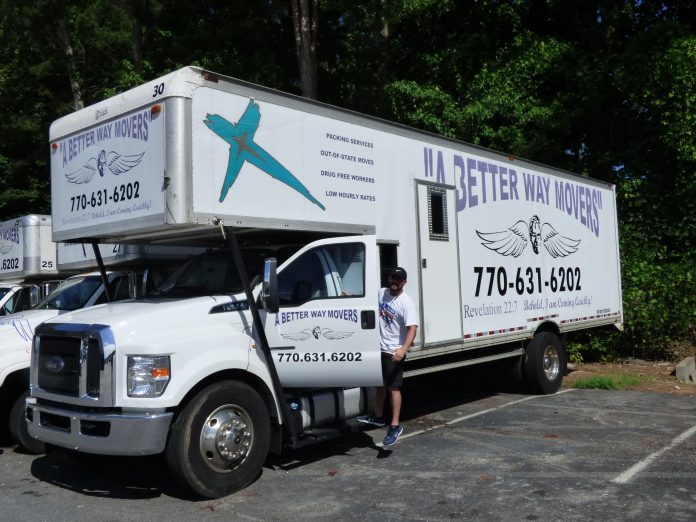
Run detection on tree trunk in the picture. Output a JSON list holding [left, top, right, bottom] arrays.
[[56, 19, 84, 111], [290, 0, 318, 99], [375, 0, 390, 114], [376, 0, 390, 91], [115, 0, 147, 74], [131, 8, 144, 74]]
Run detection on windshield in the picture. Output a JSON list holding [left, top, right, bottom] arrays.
[[35, 276, 103, 311], [153, 249, 273, 298], [0, 288, 11, 300]]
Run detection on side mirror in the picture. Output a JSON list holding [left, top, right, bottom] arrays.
[[262, 257, 279, 314], [29, 286, 40, 307], [128, 271, 139, 298], [139, 268, 150, 297]]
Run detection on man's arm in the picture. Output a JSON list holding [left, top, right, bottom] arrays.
[[393, 325, 418, 361]]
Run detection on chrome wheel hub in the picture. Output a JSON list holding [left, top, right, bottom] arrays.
[[543, 345, 560, 381], [200, 405, 253, 472]]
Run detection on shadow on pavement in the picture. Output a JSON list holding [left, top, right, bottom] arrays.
[[30, 449, 194, 501], [29, 363, 520, 500]]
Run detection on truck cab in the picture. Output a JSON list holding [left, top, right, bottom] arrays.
[[0, 269, 157, 453], [0, 282, 62, 316], [27, 233, 382, 496]]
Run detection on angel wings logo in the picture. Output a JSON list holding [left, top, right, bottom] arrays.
[[0, 317, 33, 343], [477, 215, 580, 258], [64, 149, 145, 184], [280, 326, 353, 341]]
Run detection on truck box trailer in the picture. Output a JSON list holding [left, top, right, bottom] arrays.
[[0, 215, 62, 316], [27, 67, 623, 498]]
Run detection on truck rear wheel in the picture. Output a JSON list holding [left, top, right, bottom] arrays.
[[523, 332, 565, 394], [9, 390, 45, 454], [165, 380, 270, 498]]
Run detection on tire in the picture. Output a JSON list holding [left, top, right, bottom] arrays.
[[9, 390, 45, 454], [165, 381, 270, 499], [523, 332, 565, 394]]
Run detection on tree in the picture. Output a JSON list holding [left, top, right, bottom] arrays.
[[290, 0, 319, 99], [0, 0, 693, 358]]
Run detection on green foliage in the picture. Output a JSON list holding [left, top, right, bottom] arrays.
[[572, 374, 649, 390], [384, 80, 463, 138], [0, 0, 693, 361], [567, 332, 620, 364], [459, 32, 572, 158]]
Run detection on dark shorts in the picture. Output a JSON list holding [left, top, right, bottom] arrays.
[[381, 352, 405, 388]]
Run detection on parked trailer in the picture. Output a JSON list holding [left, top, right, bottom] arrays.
[[28, 67, 623, 497], [0, 215, 63, 316]]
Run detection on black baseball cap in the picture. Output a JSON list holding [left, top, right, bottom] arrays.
[[390, 267, 407, 280]]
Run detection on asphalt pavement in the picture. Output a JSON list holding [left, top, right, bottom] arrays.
[[0, 369, 694, 521]]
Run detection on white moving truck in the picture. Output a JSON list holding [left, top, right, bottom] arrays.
[[27, 67, 623, 497], [0, 241, 194, 452], [0, 215, 62, 316]]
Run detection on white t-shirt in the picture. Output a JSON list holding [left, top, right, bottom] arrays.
[[378, 288, 419, 354]]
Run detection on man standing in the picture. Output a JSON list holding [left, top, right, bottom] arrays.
[[358, 267, 419, 446]]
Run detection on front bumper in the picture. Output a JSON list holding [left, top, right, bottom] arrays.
[[26, 398, 173, 455]]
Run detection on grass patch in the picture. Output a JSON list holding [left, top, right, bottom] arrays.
[[572, 374, 650, 390]]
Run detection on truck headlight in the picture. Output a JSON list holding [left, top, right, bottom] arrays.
[[127, 356, 170, 397]]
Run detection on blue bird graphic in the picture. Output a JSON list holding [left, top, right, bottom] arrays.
[[204, 99, 326, 210]]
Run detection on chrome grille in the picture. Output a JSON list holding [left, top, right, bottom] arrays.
[[32, 323, 116, 407], [37, 336, 81, 396], [86, 339, 103, 397]]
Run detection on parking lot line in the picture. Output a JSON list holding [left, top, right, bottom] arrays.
[[612, 423, 696, 485], [375, 388, 576, 447]]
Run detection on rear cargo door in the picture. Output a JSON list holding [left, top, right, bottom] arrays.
[[416, 182, 463, 344], [263, 236, 382, 387]]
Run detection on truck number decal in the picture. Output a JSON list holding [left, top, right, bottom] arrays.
[[473, 266, 582, 297], [152, 82, 165, 97], [276, 352, 363, 363], [69, 182, 140, 212]]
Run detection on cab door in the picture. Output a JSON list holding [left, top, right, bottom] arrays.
[[263, 236, 382, 387]]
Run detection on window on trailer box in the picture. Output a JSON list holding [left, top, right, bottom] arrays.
[[428, 186, 449, 241]]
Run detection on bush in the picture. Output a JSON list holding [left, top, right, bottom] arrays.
[[572, 374, 649, 390]]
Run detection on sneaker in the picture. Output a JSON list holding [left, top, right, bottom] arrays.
[[383, 425, 404, 446], [356, 415, 387, 427]]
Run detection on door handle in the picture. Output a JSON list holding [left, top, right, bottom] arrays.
[[361, 310, 375, 329]]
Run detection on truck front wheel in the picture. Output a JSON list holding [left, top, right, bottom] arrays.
[[523, 332, 565, 394], [165, 380, 270, 498], [9, 390, 45, 454]]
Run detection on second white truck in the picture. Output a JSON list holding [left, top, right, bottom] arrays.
[[28, 67, 623, 497], [0, 215, 63, 316], [0, 241, 195, 452]]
